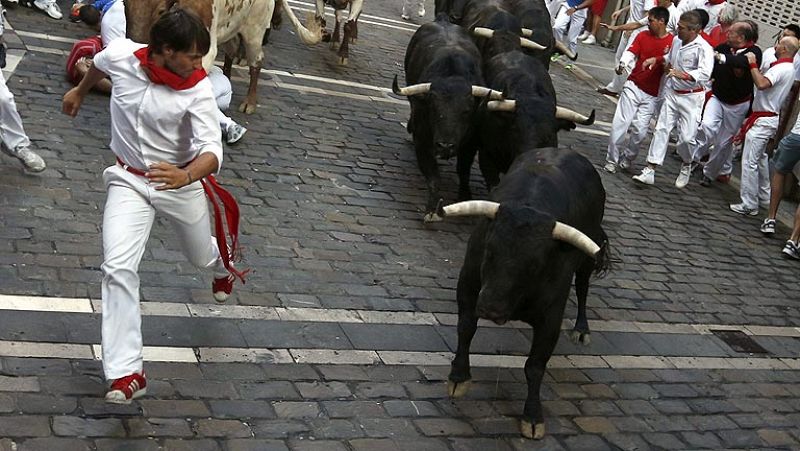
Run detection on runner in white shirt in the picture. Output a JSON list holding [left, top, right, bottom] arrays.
[[729, 36, 800, 216], [62, 9, 245, 405], [633, 10, 714, 187]]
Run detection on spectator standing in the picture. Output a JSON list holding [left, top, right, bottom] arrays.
[[705, 4, 739, 47], [577, 0, 608, 45], [730, 36, 800, 215], [689, 21, 761, 186], [604, 6, 673, 173], [632, 10, 713, 186], [1, 29, 47, 171]]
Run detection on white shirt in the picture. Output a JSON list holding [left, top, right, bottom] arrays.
[[630, 0, 657, 23], [751, 61, 795, 113], [101, 0, 126, 48], [665, 34, 714, 91], [93, 39, 223, 172], [666, 4, 679, 35]]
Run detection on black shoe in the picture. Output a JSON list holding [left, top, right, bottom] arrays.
[[699, 175, 712, 187]]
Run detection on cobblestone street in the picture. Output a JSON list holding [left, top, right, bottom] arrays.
[[1, 0, 800, 449]]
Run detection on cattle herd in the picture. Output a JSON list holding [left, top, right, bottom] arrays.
[[393, 0, 611, 440], [118, 0, 611, 441]]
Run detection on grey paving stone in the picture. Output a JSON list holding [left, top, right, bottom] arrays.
[[53, 417, 125, 437], [560, 434, 613, 451], [285, 440, 348, 451], [354, 382, 407, 399], [680, 431, 725, 449], [80, 398, 141, 417], [643, 432, 688, 449], [686, 414, 738, 431], [251, 419, 312, 438], [438, 326, 531, 355], [93, 439, 160, 451], [321, 400, 385, 418], [209, 400, 276, 419], [651, 399, 693, 414], [171, 380, 238, 400], [295, 381, 352, 399], [162, 439, 221, 451], [272, 402, 322, 420], [239, 320, 352, 350], [383, 400, 441, 418], [577, 400, 623, 416], [315, 365, 370, 381], [238, 381, 301, 400], [261, 364, 320, 381], [449, 438, 514, 451], [0, 394, 15, 413], [144, 363, 204, 380], [341, 323, 449, 352], [39, 376, 105, 396], [717, 429, 765, 448], [348, 438, 403, 451], [357, 418, 421, 438], [0, 375, 40, 392], [1, 358, 73, 376], [307, 419, 364, 440], [468, 417, 520, 436], [0, 415, 51, 437], [200, 363, 265, 380], [225, 439, 289, 451], [17, 438, 92, 451], [603, 433, 651, 451], [195, 419, 253, 438], [414, 418, 475, 437], [139, 400, 210, 417], [363, 366, 422, 382], [126, 418, 194, 438]]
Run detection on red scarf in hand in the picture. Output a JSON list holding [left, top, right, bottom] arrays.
[[134, 46, 207, 90]]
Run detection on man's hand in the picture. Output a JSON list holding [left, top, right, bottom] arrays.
[[642, 57, 658, 70], [611, 9, 623, 22], [745, 52, 757, 65], [146, 162, 193, 191], [667, 68, 690, 80], [566, 7, 576, 15], [62, 87, 85, 117], [600, 22, 619, 32], [615, 64, 624, 75]]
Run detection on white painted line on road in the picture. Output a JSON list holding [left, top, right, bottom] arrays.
[[3, 339, 798, 370], [3, 294, 800, 340]]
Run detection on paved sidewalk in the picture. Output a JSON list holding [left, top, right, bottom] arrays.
[[1, 0, 800, 449]]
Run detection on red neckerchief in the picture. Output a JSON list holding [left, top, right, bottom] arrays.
[[770, 57, 794, 68], [706, 0, 724, 5], [134, 46, 207, 90]]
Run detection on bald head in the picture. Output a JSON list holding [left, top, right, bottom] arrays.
[[777, 36, 799, 59]]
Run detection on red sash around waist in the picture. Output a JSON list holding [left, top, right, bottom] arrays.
[[116, 157, 249, 282], [732, 111, 778, 145], [674, 87, 705, 94]]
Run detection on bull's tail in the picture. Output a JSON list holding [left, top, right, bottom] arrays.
[[271, 0, 284, 30], [276, 0, 323, 45], [593, 234, 613, 278]]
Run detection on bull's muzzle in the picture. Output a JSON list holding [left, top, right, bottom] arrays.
[[435, 142, 455, 159]]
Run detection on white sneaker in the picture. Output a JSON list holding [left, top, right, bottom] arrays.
[[729, 203, 758, 216], [5, 144, 46, 172], [578, 30, 591, 41], [34, 1, 62, 19], [675, 163, 692, 188], [582, 35, 596, 45], [401, 12, 410, 20], [633, 167, 655, 185], [225, 122, 247, 145], [418, 4, 425, 16], [603, 162, 617, 173]]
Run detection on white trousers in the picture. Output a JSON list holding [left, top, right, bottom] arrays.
[[209, 69, 234, 130], [0, 69, 30, 152], [402, 0, 424, 14], [738, 117, 778, 209], [604, 29, 643, 94], [690, 96, 748, 179], [606, 81, 658, 164], [553, 5, 586, 54], [645, 89, 704, 166], [101, 165, 228, 380]]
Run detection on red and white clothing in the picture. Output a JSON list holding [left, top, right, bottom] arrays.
[[737, 59, 796, 209], [602, 0, 657, 94], [644, 35, 714, 166], [761, 47, 800, 82], [93, 39, 228, 380], [606, 31, 673, 165], [676, 0, 726, 33]]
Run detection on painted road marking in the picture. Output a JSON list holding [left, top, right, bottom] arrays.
[[0, 339, 796, 370], [2, 294, 799, 338]]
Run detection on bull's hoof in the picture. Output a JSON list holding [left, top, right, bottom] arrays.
[[423, 212, 443, 223], [569, 329, 591, 346], [339, 57, 349, 66], [238, 101, 257, 114], [520, 420, 545, 439], [446, 379, 471, 398]]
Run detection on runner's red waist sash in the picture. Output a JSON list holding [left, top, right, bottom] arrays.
[[116, 157, 248, 282], [732, 111, 778, 145], [674, 87, 705, 94]]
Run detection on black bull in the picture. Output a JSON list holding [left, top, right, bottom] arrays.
[[394, 17, 502, 222], [441, 147, 610, 439]]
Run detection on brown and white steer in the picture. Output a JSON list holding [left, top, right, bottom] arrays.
[[314, 0, 363, 65], [125, 0, 321, 113]]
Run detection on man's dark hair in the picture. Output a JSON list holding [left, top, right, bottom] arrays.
[[784, 24, 800, 37], [692, 8, 710, 30], [649, 6, 670, 25], [742, 19, 759, 43], [679, 10, 702, 31], [79, 4, 101, 26], [149, 8, 210, 55]]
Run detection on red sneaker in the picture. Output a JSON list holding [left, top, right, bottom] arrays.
[[716, 174, 731, 184], [105, 372, 146, 404], [213, 275, 235, 303]]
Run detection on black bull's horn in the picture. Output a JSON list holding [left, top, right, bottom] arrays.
[[392, 75, 505, 99], [472, 27, 547, 50], [441, 200, 601, 257]]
